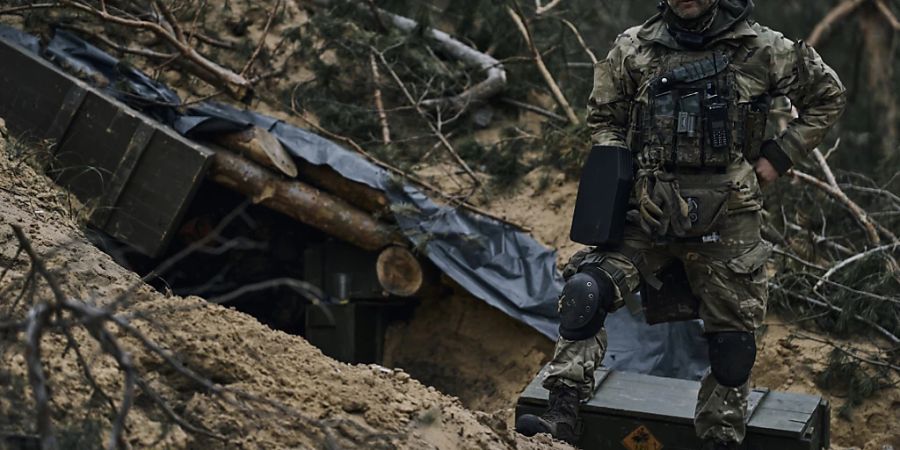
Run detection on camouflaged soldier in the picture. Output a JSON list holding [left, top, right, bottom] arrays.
[[516, 0, 845, 448]]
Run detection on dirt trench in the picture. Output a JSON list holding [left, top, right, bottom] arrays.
[[0, 133, 571, 449], [0, 125, 896, 450]]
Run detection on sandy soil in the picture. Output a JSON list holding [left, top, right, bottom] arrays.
[[383, 293, 554, 414], [482, 168, 581, 268], [754, 319, 900, 450], [0, 3, 896, 447], [0, 134, 573, 450]]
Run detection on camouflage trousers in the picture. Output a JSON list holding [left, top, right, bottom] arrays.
[[542, 211, 770, 444]]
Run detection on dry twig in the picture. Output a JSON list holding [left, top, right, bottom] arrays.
[[285, 93, 529, 230], [535, 0, 564, 15], [560, 18, 598, 64], [813, 243, 900, 292], [772, 282, 900, 345], [369, 53, 392, 145], [507, 5, 580, 125], [372, 47, 481, 188], [807, 0, 867, 47], [239, 0, 283, 77]]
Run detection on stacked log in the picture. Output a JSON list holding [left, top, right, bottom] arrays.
[[209, 130, 436, 298]]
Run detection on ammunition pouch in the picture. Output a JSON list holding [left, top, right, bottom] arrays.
[[740, 94, 771, 162], [637, 51, 769, 171], [677, 185, 730, 237], [641, 260, 700, 325]]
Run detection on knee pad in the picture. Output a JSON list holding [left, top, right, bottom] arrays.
[[707, 331, 756, 388], [558, 266, 615, 341]]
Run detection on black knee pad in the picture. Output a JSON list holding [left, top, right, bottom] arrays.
[[558, 266, 615, 341], [707, 331, 756, 388]]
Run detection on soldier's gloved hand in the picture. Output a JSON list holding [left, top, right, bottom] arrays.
[[637, 177, 665, 234], [651, 176, 692, 237]]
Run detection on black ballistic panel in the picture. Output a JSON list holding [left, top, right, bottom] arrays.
[[570, 146, 634, 246]]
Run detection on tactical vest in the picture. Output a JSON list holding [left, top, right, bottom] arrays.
[[631, 50, 769, 170]]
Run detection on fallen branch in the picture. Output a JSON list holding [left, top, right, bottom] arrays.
[[507, 6, 580, 125], [239, 0, 283, 77], [560, 18, 598, 64], [370, 53, 392, 145], [313, 0, 507, 115], [807, 0, 867, 47], [874, 0, 900, 30], [773, 282, 900, 344], [372, 47, 481, 188], [500, 97, 568, 122], [792, 332, 900, 372], [535, 0, 564, 15], [56, 0, 253, 100], [813, 243, 900, 291], [789, 168, 884, 246], [288, 86, 531, 231]]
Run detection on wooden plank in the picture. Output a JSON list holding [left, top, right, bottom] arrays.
[[50, 92, 142, 203], [750, 391, 823, 414], [90, 120, 155, 227], [104, 128, 212, 257], [0, 34, 213, 258], [45, 84, 87, 145], [0, 38, 77, 141]]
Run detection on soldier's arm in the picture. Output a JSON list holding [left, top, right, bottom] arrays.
[[764, 37, 847, 174], [587, 34, 637, 148]]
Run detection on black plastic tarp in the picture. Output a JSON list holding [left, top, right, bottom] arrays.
[[0, 26, 710, 380]]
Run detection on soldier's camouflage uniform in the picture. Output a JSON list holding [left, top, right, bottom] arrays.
[[542, 0, 845, 444]]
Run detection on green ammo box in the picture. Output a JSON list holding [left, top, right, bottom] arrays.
[[516, 367, 830, 450]]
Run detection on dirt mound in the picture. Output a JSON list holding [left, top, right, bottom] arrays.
[[755, 321, 900, 450], [383, 293, 554, 414], [0, 136, 571, 449]]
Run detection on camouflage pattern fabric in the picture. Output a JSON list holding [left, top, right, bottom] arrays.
[[587, 17, 846, 160], [544, 211, 769, 440], [548, 7, 844, 444]]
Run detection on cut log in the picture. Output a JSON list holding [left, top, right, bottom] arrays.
[[211, 127, 389, 214], [376, 245, 438, 297], [377, 245, 422, 296], [295, 161, 390, 215], [209, 151, 401, 251], [213, 126, 298, 177]]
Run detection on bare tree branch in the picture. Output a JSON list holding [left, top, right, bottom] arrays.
[[535, 0, 564, 15], [372, 47, 481, 188], [507, 5, 580, 125], [814, 243, 900, 291], [807, 0, 867, 47], [239, 0, 283, 77]]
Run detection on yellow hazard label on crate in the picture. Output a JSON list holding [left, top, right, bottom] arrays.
[[622, 425, 663, 450]]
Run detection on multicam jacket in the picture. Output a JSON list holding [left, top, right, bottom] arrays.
[[588, 11, 846, 176]]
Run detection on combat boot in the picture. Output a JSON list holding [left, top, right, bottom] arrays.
[[515, 384, 580, 445], [701, 439, 741, 450]]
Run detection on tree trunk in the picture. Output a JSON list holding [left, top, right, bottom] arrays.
[[209, 151, 401, 251], [376, 245, 440, 297], [295, 161, 390, 216], [213, 126, 298, 177]]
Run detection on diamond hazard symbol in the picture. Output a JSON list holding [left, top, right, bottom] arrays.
[[622, 425, 663, 450]]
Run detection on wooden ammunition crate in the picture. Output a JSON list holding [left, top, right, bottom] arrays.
[[516, 367, 829, 450], [0, 35, 212, 257]]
